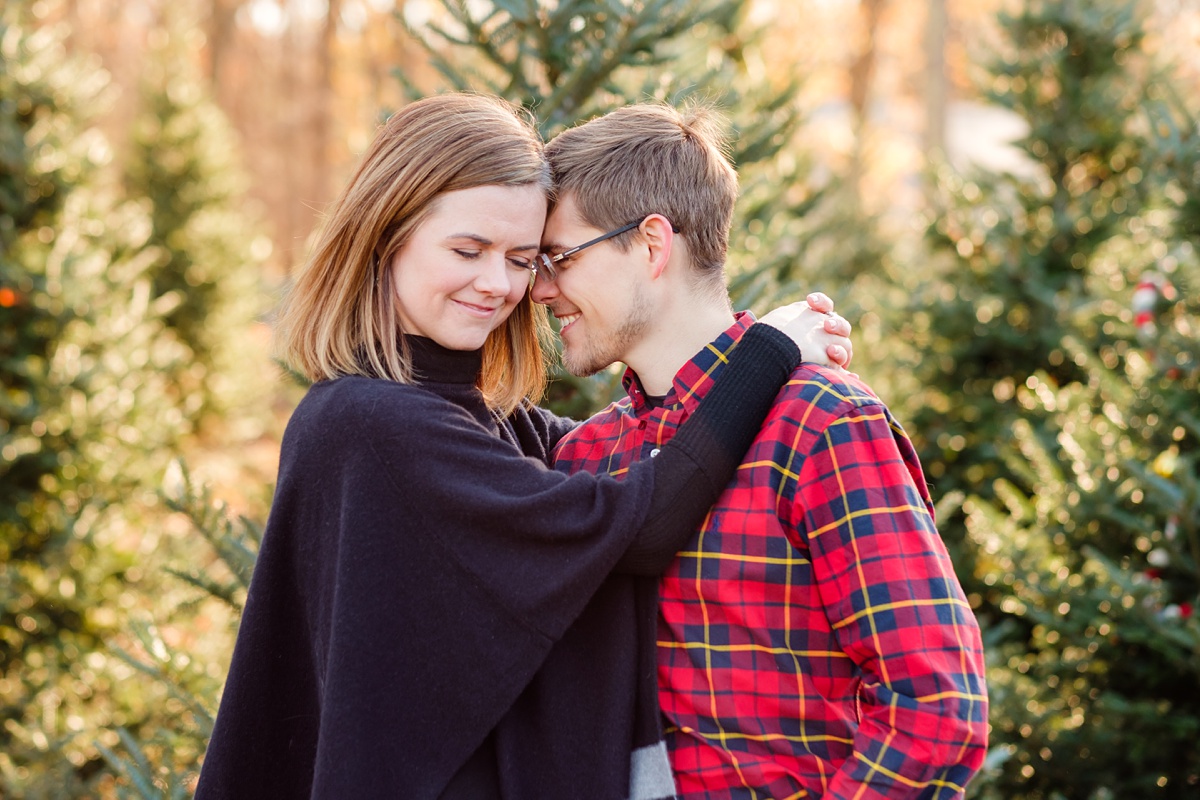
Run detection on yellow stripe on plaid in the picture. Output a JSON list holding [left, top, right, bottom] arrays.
[[671, 549, 811, 566], [850, 749, 969, 794], [657, 640, 852, 659], [690, 522, 761, 795], [823, 424, 894, 690], [674, 342, 730, 406], [830, 596, 976, 630], [807, 503, 934, 540], [682, 725, 856, 748]]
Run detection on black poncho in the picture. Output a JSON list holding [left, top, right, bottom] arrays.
[[196, 327, 799, 799]]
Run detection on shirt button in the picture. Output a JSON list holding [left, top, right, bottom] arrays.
[[650, 448, 661, 457]]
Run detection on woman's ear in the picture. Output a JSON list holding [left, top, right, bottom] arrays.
[[639, 213, 676, 280]]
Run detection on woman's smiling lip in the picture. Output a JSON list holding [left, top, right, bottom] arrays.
[[453, 298, 502, 317]]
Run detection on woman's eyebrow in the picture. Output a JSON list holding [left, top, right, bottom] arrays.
[[447, 232, 491, 245], [447, 233, 539, 251]]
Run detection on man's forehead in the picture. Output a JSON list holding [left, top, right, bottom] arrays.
[[542, 195, 586, 245]]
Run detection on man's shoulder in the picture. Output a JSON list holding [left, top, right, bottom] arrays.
[[755, 364, 912, 448], [774, 363, 885, 415]]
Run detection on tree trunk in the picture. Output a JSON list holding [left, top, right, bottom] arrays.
[[209, 0, 241, 100], [848, 0, 886, 120], [924, 0, 948, 186], [314, 0, 341, 211], [281, 7, 301, 272], [847, 0, 887, 211]]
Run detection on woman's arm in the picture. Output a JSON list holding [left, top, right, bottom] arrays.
[[615, 321, 801, 574], [520, 290, 853, 463]]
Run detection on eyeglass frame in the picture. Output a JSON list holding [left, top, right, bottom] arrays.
[[533, 216, 679, 283]]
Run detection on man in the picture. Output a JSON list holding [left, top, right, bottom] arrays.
[[531, 104, 988, 799]]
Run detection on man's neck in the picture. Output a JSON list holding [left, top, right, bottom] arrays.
[[622, 297, 736, 397]]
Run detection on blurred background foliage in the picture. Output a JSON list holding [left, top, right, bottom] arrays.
[[1, 0, 1197, 797]]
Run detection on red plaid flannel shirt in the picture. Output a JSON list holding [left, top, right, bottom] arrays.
[[551, 314, 988, 799]]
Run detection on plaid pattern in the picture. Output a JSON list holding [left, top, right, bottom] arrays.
[[552, 314, 988, 800]]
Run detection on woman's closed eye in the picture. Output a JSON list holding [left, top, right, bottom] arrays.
[[452, 248, 534, 271]]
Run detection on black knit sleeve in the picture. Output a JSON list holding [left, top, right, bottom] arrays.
[[615, 323, 801, 574]]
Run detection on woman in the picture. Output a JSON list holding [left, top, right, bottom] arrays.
[[195, 93, 850, 799]]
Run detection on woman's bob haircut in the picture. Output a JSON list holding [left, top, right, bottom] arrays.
[[274, 93, 553, 415]]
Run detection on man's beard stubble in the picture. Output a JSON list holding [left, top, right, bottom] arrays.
[[560, 291, 655, 378]]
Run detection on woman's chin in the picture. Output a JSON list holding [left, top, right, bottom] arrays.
[[430, 331, 491, 351]]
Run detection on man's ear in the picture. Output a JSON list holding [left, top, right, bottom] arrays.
[[639, 213, 676, 280]]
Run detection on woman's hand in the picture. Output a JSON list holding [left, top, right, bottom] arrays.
[[758, 292, 853, 368]]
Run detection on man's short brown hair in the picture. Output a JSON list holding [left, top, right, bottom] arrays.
[[545, 103, 738, 285]]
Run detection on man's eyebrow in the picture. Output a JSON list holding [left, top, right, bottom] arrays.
[[447, 233, 540, 251]]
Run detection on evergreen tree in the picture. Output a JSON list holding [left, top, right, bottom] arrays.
[[75, 12, 277, 796], [897, 0, 1160, 621], [123, 15, 269, 420], [55, 9, 276, 796], [1, 12, 201, 793], [902, 0, 1200, 795], [906, 0, 1153, 521], [96, 463, 263, 799], [965, 229, 1199, 795]]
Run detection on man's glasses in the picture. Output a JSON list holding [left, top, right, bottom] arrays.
[[534, 217, 678, 282]]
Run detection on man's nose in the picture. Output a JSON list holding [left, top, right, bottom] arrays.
[[530, 270, 558, 305]]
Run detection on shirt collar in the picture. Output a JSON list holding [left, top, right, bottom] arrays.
[[621, 310, 757, 413]]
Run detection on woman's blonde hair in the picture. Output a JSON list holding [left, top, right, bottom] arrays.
[[274, 93, 553, 414]]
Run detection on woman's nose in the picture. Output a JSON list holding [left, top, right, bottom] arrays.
[[473, 254, 513, 294]]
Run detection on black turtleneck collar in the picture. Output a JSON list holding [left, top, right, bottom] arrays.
[[406, 335, 483, 386]]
